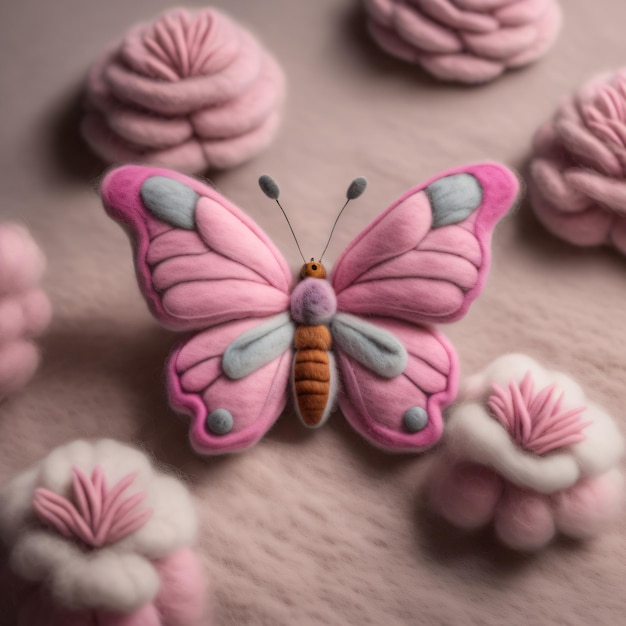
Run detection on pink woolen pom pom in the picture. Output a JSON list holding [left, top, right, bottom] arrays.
[[0, 224, 51, 401], [82, 8, 286, 173], [528, 70, 626, 254], [363, 0, 562, 83]]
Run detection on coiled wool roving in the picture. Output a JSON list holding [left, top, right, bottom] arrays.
[[82, 7, 286, 174], [529, 70, 626, 254], [0, 223, 51, 401], [364, 0, 562, 84]]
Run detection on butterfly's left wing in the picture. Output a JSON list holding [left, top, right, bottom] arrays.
[[331, 163, 519, 451], [101, 165, 296, 454]]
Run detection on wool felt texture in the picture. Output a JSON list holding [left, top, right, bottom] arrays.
[[101, 162, 518, 454], [0, 224, 51, 401], [528, 69, 626, 254], [4, 1, 626, 621], [0, 439, 209, 626], [428, 354, 625, 550], [363, 0, 562, 83], [81, 8, 286, 174]]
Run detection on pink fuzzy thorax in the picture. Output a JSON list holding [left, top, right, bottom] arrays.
[[363, 0, 562, 84], [528, 70, 626, 254], [487, 372, 589, 455], [82, 8, 286, 173], [33, 467, 152, 548]]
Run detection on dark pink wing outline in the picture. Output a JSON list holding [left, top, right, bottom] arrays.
[[101, 164, 293, 330], [331, 162, 519, 325]]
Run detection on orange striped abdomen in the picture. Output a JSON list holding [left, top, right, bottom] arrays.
[[293, 325, 332, 427]]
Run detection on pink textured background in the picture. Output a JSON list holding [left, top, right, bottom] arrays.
[[1, 1, 625, 624]]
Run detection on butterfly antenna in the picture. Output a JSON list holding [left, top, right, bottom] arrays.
[[258, 175, 306, 264], [319, 177, 367, 263]]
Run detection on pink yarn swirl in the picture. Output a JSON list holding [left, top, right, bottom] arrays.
[[364, 0, 562, 83], [82, 8, 286, 173], [0, 224, 51, 400], [529, 70, 626, 254]]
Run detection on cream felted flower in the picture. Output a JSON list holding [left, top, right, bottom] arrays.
[[429, 354, 624, 550], [0, 439, 208, 626]]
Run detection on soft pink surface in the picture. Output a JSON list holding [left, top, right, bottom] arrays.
[[1, 1, 626, 624]]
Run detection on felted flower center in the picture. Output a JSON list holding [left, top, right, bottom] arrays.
[[32, 466, 152, 549], [487, 371, 590, 455]]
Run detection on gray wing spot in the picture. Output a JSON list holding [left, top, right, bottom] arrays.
[[223, 313, 295, 380], [426, 173, 482, 228], [403, 406, 428, 432], [330, 312, 407, 378], [140, 176, 199, 229], [206, 409, 233, 435]]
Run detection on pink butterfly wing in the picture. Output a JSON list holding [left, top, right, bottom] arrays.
[[101, 165, 293, 330], [336, 317, 457, 451], [332, 163, 519, 325], [331, 163, 519, 450], [102, 165, 294, 454], [168, 317, 293, 455]]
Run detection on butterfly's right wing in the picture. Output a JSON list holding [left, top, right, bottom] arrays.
[[101, 164, 294, 330]]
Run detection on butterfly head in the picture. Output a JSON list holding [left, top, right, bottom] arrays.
[[300, 258, 326, 279]]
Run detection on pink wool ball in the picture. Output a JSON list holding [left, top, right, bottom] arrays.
[[529, 70, 626, 254], [82, 8, 286, 173], [0, 224, 51, 400], [428, 354, 624, 550], [364, 0, 562, 83]]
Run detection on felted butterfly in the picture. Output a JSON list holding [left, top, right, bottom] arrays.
[[101, 163, 519, 455]]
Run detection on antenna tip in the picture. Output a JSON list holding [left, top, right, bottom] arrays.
[[259, 175, 280, 200], [346, 177, 367, 200]]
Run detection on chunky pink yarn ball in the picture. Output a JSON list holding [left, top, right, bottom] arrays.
[[82, 8, 286, 173], [364, 0, 562, 83], [529, 70, 626, 254], [0, 224, 51, 400]]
